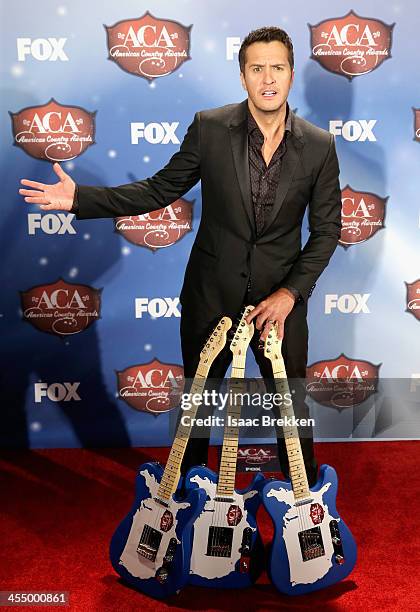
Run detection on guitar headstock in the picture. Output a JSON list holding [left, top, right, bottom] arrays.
[[230, 305, 254, 356], [263, 323, 282, 362], [200, 316, 233, 363]]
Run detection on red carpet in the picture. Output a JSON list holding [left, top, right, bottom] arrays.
[[1, 442, 419, 611]]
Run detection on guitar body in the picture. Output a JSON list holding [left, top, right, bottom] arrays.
[[109, 461, 207, 599], [262, 463, 357, 595], [185, 466, 266, 588]]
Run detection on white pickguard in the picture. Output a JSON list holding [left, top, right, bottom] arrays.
[[119, 469, 190, 580], [189, 475, 258, 579], [267, 483, 338, 586]]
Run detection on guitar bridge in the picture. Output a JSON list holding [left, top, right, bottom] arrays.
[[298, 526, 325, 562], [137, 525, 162, 562], [206, 526, 233, 557]]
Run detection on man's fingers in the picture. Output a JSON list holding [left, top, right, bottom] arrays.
[[260, 318, 274, 342], [53, 162, 67, 181], [276, 321, 285, 340], [255, 311, 270, 331], [39, 204, 58, 210], [20, 179, 47, 190], [19, 189, 45, 197], [245, 303, 264, 323], [24, 196, 49, 205]]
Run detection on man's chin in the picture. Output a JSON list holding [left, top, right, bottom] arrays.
[[252, 100, 285, 114]]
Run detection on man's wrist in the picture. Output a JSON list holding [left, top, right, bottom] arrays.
[[279, 285, 301, 303], [70, 184, 79, 215]]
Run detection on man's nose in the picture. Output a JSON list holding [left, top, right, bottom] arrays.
[[262, 69, 275, 84]]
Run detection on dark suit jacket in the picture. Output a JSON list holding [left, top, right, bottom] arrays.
[[75, 98, 342, 320]]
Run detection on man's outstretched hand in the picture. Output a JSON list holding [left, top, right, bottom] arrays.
[[19, 162, 75, 211], [245, 287, 296, 342]]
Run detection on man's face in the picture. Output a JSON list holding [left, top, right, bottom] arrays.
[[240, 41, 294, 113]]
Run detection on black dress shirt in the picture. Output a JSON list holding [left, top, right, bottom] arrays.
[[246, 103, 300, 303]]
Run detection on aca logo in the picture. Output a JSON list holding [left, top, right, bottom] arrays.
[[413, 108, 420, 142], [105, 11, 192, 81], [405, 279, 420, 322], [340, 185, 387, 247], [117, 359, 184, 413], [17, 38, 68, 62], [10, 98, 96, 162], [114, 198, 193, 250], [20, 278, 101, 337], [309, 10, 394, 79], [306, 354, 381, 410], [227, 444, 280, 473]]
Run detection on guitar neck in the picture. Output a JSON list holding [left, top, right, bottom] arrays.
[[157, 361, 210, 501], [216, 356, 245, 498], [271, 358, 310, 500]]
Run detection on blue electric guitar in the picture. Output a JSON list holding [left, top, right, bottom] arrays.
[[261, 324, 357, 595], [109, 316, 232, 599], [185, 306, 266, 588]]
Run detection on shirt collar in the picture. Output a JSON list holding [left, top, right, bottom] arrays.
[[247, 101, 292, 139]]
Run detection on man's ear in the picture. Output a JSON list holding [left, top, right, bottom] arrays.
[[240, 71, 247, 92], [290, 68, 295, 87]]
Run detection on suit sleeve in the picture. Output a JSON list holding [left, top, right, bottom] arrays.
[[282, 134, 342, 302], [75, 112, 201, 219]]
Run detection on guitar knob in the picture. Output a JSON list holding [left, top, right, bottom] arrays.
[[335, 554, 344, 565], [155, 567, 169, 583]]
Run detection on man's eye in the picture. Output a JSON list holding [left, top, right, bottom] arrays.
[[253, 67, 261, 72]]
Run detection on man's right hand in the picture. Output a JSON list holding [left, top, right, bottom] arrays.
[[19, 162, 76, 211]]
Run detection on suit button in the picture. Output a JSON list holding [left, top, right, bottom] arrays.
[[240, 272, 248, 278]]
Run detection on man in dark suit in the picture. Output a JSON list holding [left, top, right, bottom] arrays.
[[20, 27, 342, 487]]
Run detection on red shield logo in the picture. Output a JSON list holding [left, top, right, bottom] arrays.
[[10, 98, 96, 161], [340, 185, 387, 247], [117, 359, 184, 413], [105, 11, 192, 81], [226, 505, 242, 527], [413, 108, 420, 143], [306, 354, 381, 410], [309, 10, 394, 80], [114, 198, 193, 250], [20, 278, 101, 337], [238, 446, 275, 466], [405, 279, 420, 322]]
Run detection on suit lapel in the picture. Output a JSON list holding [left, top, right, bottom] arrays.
[[229, 100, 255, 235], [263, 134, 303, 233]]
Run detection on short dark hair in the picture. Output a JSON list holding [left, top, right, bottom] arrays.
[[239, 26, 294, 73]]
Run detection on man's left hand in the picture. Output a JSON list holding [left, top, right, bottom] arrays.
[[245, 288, 296, 342]]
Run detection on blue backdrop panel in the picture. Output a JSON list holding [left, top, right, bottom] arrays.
[[1, 1, 419, 448]]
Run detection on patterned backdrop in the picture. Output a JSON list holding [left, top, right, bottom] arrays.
[[1, 0, 419, 449]]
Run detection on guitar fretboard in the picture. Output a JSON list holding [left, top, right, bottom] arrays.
[[270, 357, 310, 500], [216, 356, 246, 498], [156, 362, 215, 501]]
